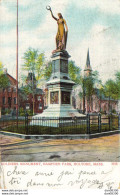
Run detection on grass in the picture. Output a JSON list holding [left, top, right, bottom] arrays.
[[0, 116, 119, 135], [1, 123, 119, 135]]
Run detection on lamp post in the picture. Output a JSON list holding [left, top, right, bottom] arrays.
[[16, 0, 18, 118]]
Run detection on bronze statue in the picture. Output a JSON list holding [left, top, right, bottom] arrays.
[[46, 6, 68, 52]]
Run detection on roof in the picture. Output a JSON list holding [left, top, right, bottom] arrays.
[[35, 88, 43, 95], [6, 73, 17, 86], [19, 86, 43, 95], [84, 49, 92, 72]]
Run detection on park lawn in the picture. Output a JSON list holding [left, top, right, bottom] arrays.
[[1, 123, 118, 135]]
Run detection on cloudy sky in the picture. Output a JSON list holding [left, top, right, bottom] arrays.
[[0, 0, 120, 83]]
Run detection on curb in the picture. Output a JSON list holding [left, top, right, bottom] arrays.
[[0, 130, 120, 140]]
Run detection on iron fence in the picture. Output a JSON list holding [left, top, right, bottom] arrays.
[[0, 114, 119, 135]]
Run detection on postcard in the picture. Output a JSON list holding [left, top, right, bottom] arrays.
[[0, 0, 120, 193]]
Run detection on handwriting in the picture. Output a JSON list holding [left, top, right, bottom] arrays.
[[87, 179, 110, 189], [46, 183, 63, 187], [68, 179, 88, 189], [9, 177, 21, 185], [78, 170, 96, 180], [27, 179, 44, 187], [68, 178, 112, 189], [101, 169, 113, 175], [57, 170, 74, 182], [7, 166, 28, 176], [35, 171, 54, 177], [2, 164, 118, 189]]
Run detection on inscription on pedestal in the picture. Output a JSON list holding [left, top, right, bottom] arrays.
[[52, 60, 60, 73], [60, 60, 68, 73], [50, 91, 59, 104], [61, 91, 70, 104], [52, 59, 68, 74]]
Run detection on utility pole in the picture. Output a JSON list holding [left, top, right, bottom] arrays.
[[16, 0, 19, 118], [32, 72, 35, 115]]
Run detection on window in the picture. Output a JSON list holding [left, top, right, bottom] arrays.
[[26, 103, 30, 110], [38, 96, 41, 101], [39, 103, 42, 110], [13, 87, 16, 92], [14, 97, 16, 104], [2, 97, 5, 105], [8, 88, 11, 92], [8, 97, 11, 107]]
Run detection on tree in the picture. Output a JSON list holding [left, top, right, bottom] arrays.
[[43, 61, 52, 81], [99, 84, 105, 112], [104, 79, 119, 113], [79, 71, 101, 113], [0, 62, 9, 88], [68, 60, 81, 84], [21, 48, 45, 115], [115, 71, 120, 99]]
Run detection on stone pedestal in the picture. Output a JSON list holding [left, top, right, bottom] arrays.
[[31, 50, 85, 126]]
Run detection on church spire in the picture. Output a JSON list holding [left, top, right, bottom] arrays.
[[84, 48, 92, 76], [86, 48, 90, 67]]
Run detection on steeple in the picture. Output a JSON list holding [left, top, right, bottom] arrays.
[[84, 48, 92, 76]]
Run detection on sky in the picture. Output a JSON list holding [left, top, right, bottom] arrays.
[[0, 0, 120, 84]]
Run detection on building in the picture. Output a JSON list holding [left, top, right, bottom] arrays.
[[0, 71, 44, 115], [75, 49, 118, 114], [19, 88, 44, 114], [19, 73, 44, 114], [0, 71, 17, 115]]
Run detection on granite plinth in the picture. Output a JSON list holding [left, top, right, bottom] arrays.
[[30, 105, 85, 127]]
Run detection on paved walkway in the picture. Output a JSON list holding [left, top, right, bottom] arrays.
[[0, 134, 120, 162]]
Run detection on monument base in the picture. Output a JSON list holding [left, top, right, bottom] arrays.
[[30, 105, 85, 127], [33, 105, 85, 118]]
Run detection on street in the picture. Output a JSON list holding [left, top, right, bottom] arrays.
[[0, 134, 120, 162]]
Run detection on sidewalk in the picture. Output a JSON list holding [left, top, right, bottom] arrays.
[[0, 134, 120, 162]]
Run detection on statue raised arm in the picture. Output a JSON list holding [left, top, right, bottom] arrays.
[[46, 6, 68, 52]]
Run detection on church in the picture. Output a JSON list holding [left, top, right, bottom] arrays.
[[74, 50, 118, 114]]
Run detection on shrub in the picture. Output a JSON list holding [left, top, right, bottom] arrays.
[[19, 107, 25, 116]]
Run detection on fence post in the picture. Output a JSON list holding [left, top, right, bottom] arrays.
[[87, 114, 90, 134], [118, 114, 120, 130], [25, 113, 29, 135], [98, 113, 101, 133], [109, 113, 111, 131]]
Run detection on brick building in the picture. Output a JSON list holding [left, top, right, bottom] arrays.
[[0, 72, 44, 115], [0, 72, 17, 114], [19, 73, 44, 114], [19, 88, 44, 114]]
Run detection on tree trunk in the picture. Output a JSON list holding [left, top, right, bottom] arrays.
[[83, 88, 85, 114], [100, 95, 101, 112], [33, 93, 35, 115], [88, 96, 90, 113], [109, 95, 110, 113]]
